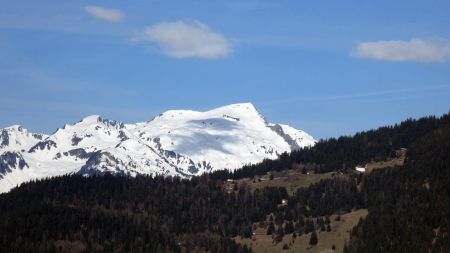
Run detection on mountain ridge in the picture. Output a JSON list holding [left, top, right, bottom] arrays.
[[0, 103, 315, 193]]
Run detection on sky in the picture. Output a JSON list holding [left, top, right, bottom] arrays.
[[1, 0, 449, 139]]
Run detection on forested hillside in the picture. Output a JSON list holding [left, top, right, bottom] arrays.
[[0, 172, 362, 252], [0, 175, 261, 252], [344, 126, 450, 253], [0, 112, 449, 253]]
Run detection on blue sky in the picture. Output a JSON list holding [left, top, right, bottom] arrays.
[[1, 0, 449, 139]]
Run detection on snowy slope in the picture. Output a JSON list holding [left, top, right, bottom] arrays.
[[0, 103, 316, 193], [0, 125, 47, 152]]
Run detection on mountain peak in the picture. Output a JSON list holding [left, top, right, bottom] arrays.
[[222, 102, 255, 109], [1, 124, 47, 153], [209, 102, 266, 124], [4, 125, 24, 132], [152, 103, 259, 122], [80, 115, 102, 124], [213, 102, 257, 112]]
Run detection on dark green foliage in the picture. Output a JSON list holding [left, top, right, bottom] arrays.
[[258, 174, 363, 237], [290, 176, 363, 217], [345, 127, 450, 253], [0, 175, 267, 253]]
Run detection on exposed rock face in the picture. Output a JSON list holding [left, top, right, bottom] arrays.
[[0, 152, 28, 179], [0, 130, 10, 148], [29, 140, 57, 153], [268, 124, 302, 150]]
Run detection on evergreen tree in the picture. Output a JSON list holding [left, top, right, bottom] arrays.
[[309, 230, 318, 246], [266, 222, 275, 235], [284, 221, 295, 234]]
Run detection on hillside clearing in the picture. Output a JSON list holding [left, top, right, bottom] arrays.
[[235, 170, 340, 195], [234, 209, 368, 253]]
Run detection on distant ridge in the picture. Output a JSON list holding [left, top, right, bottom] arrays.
[[0, 103, 315, 193]]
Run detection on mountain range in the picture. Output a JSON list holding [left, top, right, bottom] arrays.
[[0, 103, 315, 193]]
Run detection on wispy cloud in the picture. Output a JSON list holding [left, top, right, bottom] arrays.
[[259, 85, 450, 106], [85, 5, 124, 23], [352, 38, 450, 63], [134, 21, 232, 59]]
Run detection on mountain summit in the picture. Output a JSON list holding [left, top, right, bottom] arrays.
[[0, 103, 315, 193]]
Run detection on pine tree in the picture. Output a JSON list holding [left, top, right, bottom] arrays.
[[309, 230, 318, 246], [284, 221, 295, 234], [320, 223, 326, 231], [273, 226, 285, 244], [266, 222, 275, 235], [305, 219, 315, 234]]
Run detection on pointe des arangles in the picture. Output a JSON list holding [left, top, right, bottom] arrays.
[[0, 103, 315, 193]]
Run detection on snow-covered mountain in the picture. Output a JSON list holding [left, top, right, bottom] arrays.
[[0, 103, 315, 193]]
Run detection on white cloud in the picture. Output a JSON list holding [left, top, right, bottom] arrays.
[[352, 38, 450, 63], [136, 21, 232, 59], [85, 5, 124, 23]]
